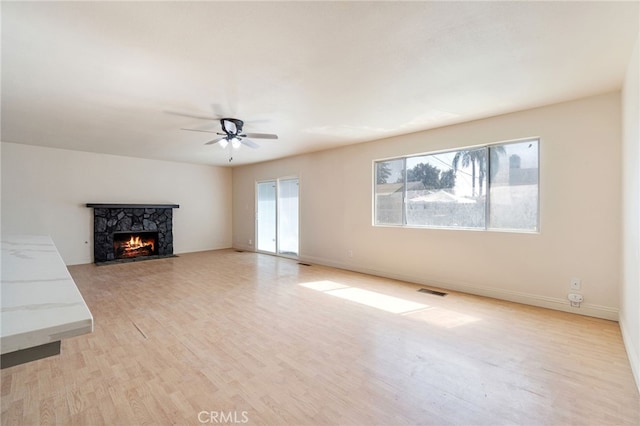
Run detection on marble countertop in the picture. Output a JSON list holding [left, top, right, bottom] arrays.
[[1, 235, 93, 354]]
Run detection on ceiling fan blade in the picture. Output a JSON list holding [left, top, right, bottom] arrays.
[[205, 137, 226, 145], [243, 132, 278, 140], [210, 103, 225, 118], [181, 128, 221, 134], [241, 139, 260, 149], [164, 110, 219, 120]]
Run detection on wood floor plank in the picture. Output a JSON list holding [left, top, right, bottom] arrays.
[[1, 249, 638, 425]]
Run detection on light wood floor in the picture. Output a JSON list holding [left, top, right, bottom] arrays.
[[2, 249, 639, 425]]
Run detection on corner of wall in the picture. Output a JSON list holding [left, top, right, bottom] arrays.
[[620, 317, 640, 394], [620, 34, 640, 393]]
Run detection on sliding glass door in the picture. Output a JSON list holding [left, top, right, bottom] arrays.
[[256, 181, 277, 253], [256, 178, 299, 257], [278, 178, 299, 256]]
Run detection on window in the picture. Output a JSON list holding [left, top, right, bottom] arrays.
[[488, 141, 539, 230], [374, 139, 539, 232], [375, 159, 404, 225]]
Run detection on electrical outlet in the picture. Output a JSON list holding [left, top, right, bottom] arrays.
[[568, 293, 584, 303], [347, 249, 353, 258], [248, 239, 253, 245], [568, 293, 584, 308], [570, 278, 582, 290]]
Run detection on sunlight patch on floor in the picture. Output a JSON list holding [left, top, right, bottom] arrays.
[[300, 280, 480, 327], [299, 280, 349, 292], [327, 287, 428, 314], [300, 280, 427, 314]]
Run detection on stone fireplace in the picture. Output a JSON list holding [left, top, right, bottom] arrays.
[[86, 203, 179, 264]]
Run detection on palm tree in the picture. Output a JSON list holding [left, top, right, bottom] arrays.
[[453, 146, 506, 196], [452, 149, 484, 196], [485, 145, 506, 194]]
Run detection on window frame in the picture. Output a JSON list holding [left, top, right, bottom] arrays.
[[373, 138, 540, 234]]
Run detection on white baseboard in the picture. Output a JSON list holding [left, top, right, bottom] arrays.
[[232, 244, 255, 252], [619, 317, 640, 394], [175, 243, 233, 255], [298, 254, 619, 322]]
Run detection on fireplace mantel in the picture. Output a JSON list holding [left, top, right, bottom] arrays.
[[86, 203, 179, 209]]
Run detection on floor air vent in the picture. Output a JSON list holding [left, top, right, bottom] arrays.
[[298, 262, 311, 266], [418, 288, 447, 297], [235, 250, 244, 253]]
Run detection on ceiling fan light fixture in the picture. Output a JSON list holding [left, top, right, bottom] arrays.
[[231, 137, 241, 149], [218, 139, 229, 149]]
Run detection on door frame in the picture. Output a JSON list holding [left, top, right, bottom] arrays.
[[255, 176, 299, 259]]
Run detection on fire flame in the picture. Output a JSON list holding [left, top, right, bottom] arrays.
[[126, 236, 154, 251]]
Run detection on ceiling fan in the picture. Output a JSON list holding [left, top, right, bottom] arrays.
[[180, 117, 278, 162]]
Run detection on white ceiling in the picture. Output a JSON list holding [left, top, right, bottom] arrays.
[[2, 1, 638, 167]]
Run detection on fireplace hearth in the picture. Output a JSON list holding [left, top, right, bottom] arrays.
[[86, 203, 179, 264]]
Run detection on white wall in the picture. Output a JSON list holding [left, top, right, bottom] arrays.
[[621, 36, 640, 391], [233, 93, 622, 320], [1, 143, 232, 265]]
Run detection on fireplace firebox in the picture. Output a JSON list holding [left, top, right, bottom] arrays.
[[86, 203, 179, 264], [113, 231, 158, 259]]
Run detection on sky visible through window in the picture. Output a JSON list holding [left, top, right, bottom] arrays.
[[383, 141, 537, 196]]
